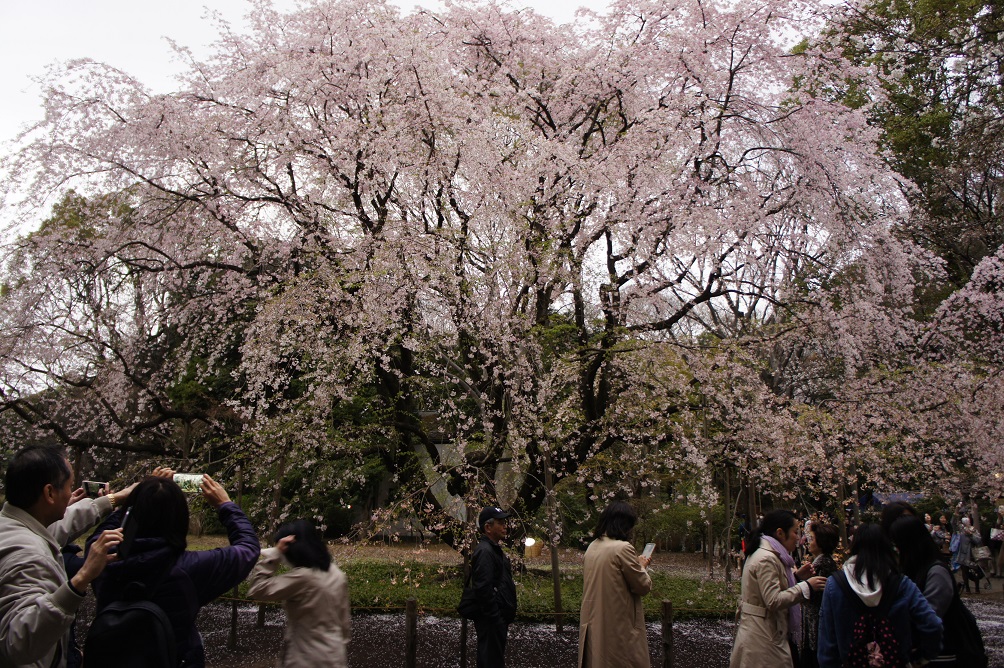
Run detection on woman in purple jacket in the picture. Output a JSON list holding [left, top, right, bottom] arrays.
[[85, 472, 260, 667]]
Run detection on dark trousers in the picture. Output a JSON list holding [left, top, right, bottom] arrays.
[[474, 618, 509, 668], [789, 638, 803, 668], [961, 564, 982, 592]]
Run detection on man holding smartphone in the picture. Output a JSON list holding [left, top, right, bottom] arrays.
[[0, 446, 132, 668]]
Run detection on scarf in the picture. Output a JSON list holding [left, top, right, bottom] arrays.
[[762, 535, 802, 643]]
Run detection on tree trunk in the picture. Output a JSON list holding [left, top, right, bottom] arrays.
[[543, 451, 564, 632], [835, 483, 848, 547], [724, 467, 733, 586]]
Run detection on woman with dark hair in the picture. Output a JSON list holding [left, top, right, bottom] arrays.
[[890, 515, 963, 665], [880, 500, 916, 536], [800, 523, 839, 668], [936, 514, 953, 554], [729, 509, 826, 668], [85, 471, 260, 667], [890, 516, 954, 617], [817, 523, 942, 667], [578, 501, 652, 668], [247, 520, 351, 667]]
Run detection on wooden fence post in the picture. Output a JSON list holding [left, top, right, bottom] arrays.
[[661, 600, 673, 668], [405, 598, 418, 668]]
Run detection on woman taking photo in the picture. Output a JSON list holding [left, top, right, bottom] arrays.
[[84, 472, 260, 667], [817, 523, 942, 667], [578, 501, 652, 668], [729, 509, 826, 668], [247, 520, 351, 667]]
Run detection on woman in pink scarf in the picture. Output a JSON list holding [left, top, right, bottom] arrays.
[[730, 510, 827, 668]]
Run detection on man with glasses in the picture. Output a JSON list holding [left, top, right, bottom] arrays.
[[0, 446, 131, 668], [469, 506, 517, 668]]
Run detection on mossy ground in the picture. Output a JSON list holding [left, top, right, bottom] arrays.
[[183, 536, 739, 621]]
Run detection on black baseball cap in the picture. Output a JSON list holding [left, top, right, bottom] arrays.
[[478, 506, 510, 530]]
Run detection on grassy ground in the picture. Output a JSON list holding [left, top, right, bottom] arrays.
[[186, 535, 739, 621]]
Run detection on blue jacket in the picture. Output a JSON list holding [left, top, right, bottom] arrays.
[[817, 566, 942, 668], [86, 503, 260, 667]]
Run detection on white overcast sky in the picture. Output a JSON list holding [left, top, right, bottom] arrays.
[[0, 0, 603, 147]]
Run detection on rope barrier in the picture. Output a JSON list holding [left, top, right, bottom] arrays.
[[216, 596, 727, 667], [213, 595, 735, 617]]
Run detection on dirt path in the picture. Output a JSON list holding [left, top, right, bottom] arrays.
[[201, 604, 734, 668], [71, 588, 1004, 667], [200, 595, 1004, 667]]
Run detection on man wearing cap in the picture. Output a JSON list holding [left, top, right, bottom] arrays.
[[470, 506, 517, 668]]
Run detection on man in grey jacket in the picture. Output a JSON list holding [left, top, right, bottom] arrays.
[[0, 446, 128, 668]]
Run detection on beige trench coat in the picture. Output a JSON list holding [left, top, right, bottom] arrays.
[[728, 538, 808, 668], [578, 536, 653, 668], [247, 547, 351, 668]]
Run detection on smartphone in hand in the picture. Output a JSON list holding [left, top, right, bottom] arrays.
[[82, 481, 108, 498], [117, 507, 138, 560], [173, 473, 204, 493], [641, 543, 656, 559]]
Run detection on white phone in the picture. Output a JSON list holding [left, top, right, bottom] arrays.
[[641, 543, 656, 559]]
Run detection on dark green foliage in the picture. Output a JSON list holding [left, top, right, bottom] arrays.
[[829, 0, 1004, 288]]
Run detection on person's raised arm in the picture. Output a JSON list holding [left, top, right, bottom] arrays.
[[189, 475, 260, 603], [247, 537, 303, 602]]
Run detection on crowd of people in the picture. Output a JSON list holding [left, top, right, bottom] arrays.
[[0, 444, 992, 668], [0, 445, 353, 668], [730, 501, 989, 668]]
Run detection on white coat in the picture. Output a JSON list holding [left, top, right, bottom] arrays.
[[247, 547, 351, 668]]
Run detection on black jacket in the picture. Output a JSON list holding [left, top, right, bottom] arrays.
[[470, 535, 517, 624]]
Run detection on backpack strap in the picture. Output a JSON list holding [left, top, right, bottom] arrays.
[[916, 558, 952, 592], [835, 570, 866, 612], [875, 574, 902, 617]]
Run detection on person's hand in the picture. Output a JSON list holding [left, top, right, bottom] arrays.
[[807, 576, 827, 592], [639, 555, 652, 569], [795, 563, 815, 580], [277, 535, 296, 553], [71, 528, 123, 591], [201, 475, 231, 509], [151, 466, 175, 479], [109, 481, 139, 508], [68, 487, 87, 506]]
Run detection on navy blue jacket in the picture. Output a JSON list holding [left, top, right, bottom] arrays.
[[86, 503, 260, 667]]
